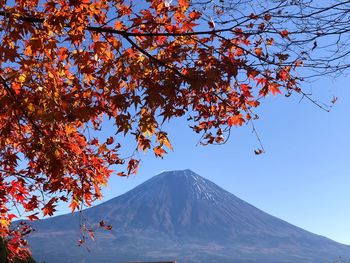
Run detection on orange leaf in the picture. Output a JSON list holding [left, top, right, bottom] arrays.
[[12, 83, 21, 95], [189, 11, 201, 20], [228, 114, 245, 127], [114, 21, 123, 30], [179, 0, 189, 9], [154, 146, 166, 158], [268, 83, 281, 95], [255, 47, 263, 57]]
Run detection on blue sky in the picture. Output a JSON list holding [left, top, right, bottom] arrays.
[[82, 74, 350, 245]]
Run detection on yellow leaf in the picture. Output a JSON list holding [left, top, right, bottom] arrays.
[[27, 103, 35, 112], [65, 125, 76, 135], [0, 219, 10, 230], [18, 73, 26, 83], [163, 138, 173, 150]]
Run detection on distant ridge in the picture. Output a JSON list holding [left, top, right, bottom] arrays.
[[28, 169, 350, 263]]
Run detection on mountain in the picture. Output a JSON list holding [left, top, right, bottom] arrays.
[[28, 169, 350, 263]]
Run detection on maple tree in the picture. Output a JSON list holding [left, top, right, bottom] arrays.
[[0, 0, 323, 260]]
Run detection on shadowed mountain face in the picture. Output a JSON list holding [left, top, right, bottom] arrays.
[[28, 170, 350, 263]]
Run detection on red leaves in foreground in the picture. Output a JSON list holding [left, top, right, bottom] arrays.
[[0, 0, 301, 260]]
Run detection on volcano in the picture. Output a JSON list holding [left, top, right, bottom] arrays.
[[28, 169, 350, 263]]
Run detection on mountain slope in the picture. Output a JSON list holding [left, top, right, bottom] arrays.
[[28, 170, 350, 263]]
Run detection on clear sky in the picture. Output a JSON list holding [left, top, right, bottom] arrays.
[[78, 74, 350, 245]]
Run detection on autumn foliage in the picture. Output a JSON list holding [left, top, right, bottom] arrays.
[[0, 0, 302, 260], [1, 237, 36, 263]]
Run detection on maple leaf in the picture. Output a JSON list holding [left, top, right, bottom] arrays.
[[42, 204, 55, 217], [154, 146, 166, 158], [11, 83, 21, 95], [247, 69, 259, 79], [106, 137, 114, 145], [189, 11, 201, 20], [228, 114, 245, 127], [278, 69, 289, 81], [182, 21, 198, 32], [255, 47, 263, 57], [268, 83, 282, 95], [178, 0, 189, 10], [127, 159, 139, 175], [27, 213, 39, 221], [69, 200, 80, 213], [280, 30, 289, 38], [114, 21, 123, 30], [264, 14, 272, 21]]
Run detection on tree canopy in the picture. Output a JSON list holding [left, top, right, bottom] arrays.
[[0, 0, 347, 261]]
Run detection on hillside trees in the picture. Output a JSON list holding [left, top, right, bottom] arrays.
[[0, 0, 346, 261]]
